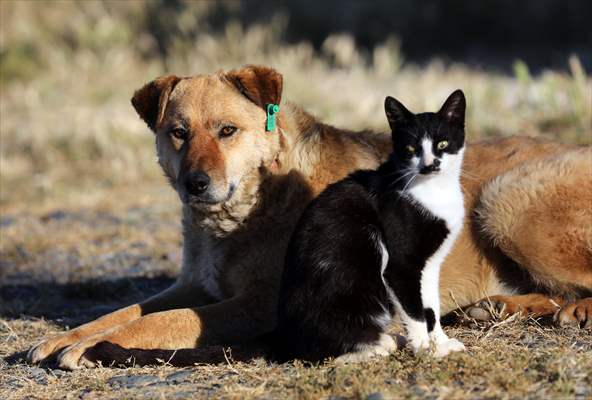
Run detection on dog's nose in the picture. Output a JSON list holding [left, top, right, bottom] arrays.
[[185, 171, 211, 195]]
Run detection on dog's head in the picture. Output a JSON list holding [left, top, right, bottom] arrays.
[[131, 65, 283, 206]]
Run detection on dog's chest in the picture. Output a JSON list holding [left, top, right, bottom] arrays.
[[182, 232, 226, 301], [192, 235, 258, 301], [198, 244, 225, 300]]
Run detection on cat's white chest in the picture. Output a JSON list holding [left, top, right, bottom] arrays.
[[408, 173, 464, 230]]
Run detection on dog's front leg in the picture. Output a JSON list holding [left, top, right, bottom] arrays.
[[28, 282, 214, 364], [56, 293, 271, 369]]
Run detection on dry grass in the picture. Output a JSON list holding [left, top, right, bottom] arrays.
[[1, 1, 591, 399], [1, 316, 591, 399]]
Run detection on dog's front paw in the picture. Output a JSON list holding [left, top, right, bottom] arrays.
[[465, 294, 563, 322], [57, 338, 103, 370], [433, 338, 465, 358], [554, 298, 592, 329], [28, 332, 81, 364]]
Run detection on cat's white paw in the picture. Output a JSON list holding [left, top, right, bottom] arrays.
[[433, 338, 465, 358], [377, 333, 398, 353], [335, 334, 397, 364], [409, 337, 431, 354]]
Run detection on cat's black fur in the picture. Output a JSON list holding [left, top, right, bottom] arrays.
[[270, 90, 466, 362]]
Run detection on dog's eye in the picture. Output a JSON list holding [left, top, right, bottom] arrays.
[[219, 126, 237, 138], [437, 140, 449, 150], [406, 145, 415, 153], [171, 128, 188, 140]]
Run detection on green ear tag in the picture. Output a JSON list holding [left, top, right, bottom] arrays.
[[266, 103, 279, 132]]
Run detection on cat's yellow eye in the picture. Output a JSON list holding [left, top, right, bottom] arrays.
[[437, 140, 449, 150], [406, 145, 415, 153]]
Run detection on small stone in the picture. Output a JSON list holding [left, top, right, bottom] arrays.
[[572, 341, 589, 351], [41, 210, 70, 222], [366, 393, 384, 400], [7, 379, 22, 388], [218, 371, 238, 380], [0, 216, 15, 228], [29, 367, 46, 376], [575, 383, 591, 399], [166, 370, 193, 383], [80, 390, 101, 400], [49, 369, 66, 378], [168, 391, 198, 399], [147, 381, 170, 388], [107, 375, 160, 388], [29, 367, 48, 385]]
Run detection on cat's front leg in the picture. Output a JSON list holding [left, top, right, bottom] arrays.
[[387, 264, 464, 357], [421, 265, 465, 357], [426, 313, 465, 357], [398, 307, 464, 357], [392, 303, 431, 354]]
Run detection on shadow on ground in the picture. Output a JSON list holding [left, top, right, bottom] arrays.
[[0, 276, 175, 327], [0, 276, 269, 369]]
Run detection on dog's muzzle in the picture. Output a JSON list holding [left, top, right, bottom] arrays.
[[184, 171, 211, 196]]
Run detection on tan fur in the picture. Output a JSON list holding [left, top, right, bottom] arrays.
[[28, 67, 592, 369], [476, 147, 592, 293], [555, 297, 592, 328], [440, 137, 592, 314]]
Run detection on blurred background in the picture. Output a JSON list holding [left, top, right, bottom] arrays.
[[1, 0, 591, 209], [0, 0, 590, 289]]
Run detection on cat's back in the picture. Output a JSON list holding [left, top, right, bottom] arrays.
[[280, 169, 387, 308], [293, 170, 380, 235], [275, 171, 391, 362]]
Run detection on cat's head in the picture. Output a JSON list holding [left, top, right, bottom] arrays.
[[384, 90, 466, 176]]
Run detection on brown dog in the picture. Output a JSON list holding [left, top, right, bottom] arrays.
[[27, 65, 592, 369]]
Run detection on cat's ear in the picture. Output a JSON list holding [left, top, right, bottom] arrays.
[[438, 90, 466, 127], [385, 96, 412, 130]]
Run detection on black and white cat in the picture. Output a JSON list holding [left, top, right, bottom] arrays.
[[271, 90, 467, 362]]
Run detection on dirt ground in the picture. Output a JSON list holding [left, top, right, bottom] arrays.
[[1, 183, 591, 400]]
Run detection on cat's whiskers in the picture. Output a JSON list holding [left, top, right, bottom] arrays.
[[383, 164, 414, 179], [388, 169, 416, 189], [384, 166, 412, 178], [391, 172, 417, 208], [392, 168, 416, 182], [400, 173, 417, 195]]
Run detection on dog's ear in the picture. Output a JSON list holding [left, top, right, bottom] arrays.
[[225, 65, 283, 109], [131, 75, 181, 131]]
